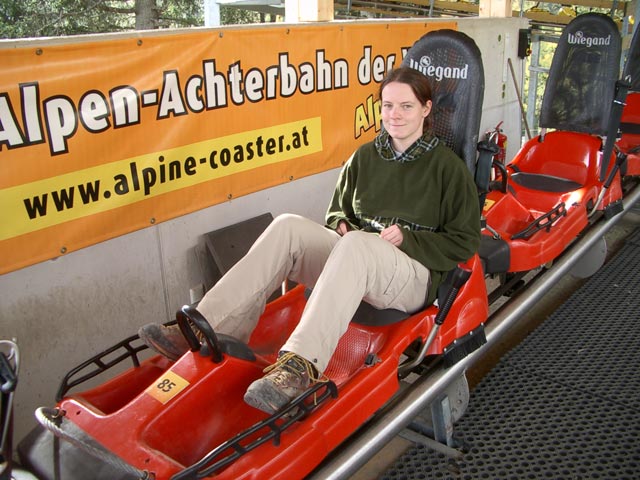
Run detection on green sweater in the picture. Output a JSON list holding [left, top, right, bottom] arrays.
[[325, 139, 481, 305]]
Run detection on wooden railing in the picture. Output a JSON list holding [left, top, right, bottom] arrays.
[[335, 0, 631, 26]]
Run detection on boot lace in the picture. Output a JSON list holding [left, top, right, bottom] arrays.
[[263, 352, 329, 386]]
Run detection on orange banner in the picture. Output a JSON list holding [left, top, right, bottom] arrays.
[[0, 21, 456, 274]]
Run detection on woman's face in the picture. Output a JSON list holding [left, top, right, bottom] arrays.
[[381, 81, 431, 149]]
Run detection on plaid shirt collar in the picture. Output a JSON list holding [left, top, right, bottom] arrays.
[[374, 129, 439, 163]]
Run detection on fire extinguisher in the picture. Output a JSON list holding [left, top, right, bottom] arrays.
[[486, 121, 507, 164]]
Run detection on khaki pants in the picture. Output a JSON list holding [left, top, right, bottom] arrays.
[[197, 214, 431, 372]]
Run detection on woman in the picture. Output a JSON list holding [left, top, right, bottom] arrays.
[[139, 66, 481, 415]]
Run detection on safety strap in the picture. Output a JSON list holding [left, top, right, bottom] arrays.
[[475, 139, 500, 209]]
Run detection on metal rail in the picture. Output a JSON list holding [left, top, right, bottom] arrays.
[[308, 182, 640, 480]]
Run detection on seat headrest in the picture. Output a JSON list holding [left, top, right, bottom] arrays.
[[401, 29, 484, 174], [539, 13, 621, 135]]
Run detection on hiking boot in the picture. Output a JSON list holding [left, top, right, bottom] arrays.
[[138, 323, 191, 361], [244, 352, 325, 415]]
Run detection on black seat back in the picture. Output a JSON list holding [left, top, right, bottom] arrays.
[[540, 12, 621, 136], [401, 29, 485, 174]]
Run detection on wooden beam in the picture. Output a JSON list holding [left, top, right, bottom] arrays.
[[334, 0, 628, 26], [431, 0, 479, 14], [334, 0, 627, 16], [479, 0, 511, 17], [345, 7, 419, 17], [298, 0, 334, 21], [522, 10, 574, 25]]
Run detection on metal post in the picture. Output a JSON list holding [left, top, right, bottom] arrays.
[[204, 0, 221, 26]]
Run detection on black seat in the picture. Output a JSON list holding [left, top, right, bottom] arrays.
[[510, 12, 621, 190]]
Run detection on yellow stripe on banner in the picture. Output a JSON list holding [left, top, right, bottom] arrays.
[[0, 118, 322, 241]]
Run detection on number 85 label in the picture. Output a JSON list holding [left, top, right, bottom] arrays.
[[146, 370, 189, 404]]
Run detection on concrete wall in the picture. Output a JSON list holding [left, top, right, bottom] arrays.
[[463, 17, 531, 161], [0, 16, 529, 443]]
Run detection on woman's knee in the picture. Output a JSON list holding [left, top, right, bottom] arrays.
[[265, 214, 332, 249], [335, 230, 381, 258], [270, 213, 315, 231], [264, 213, 305, 238]]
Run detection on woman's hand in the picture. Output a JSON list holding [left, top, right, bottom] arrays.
[[336, 221, 351, 236], [380, 224, 404, 247]]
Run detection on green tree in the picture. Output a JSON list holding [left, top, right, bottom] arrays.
[[0, 0, 203, 39], [219, 6, 263, 25]]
